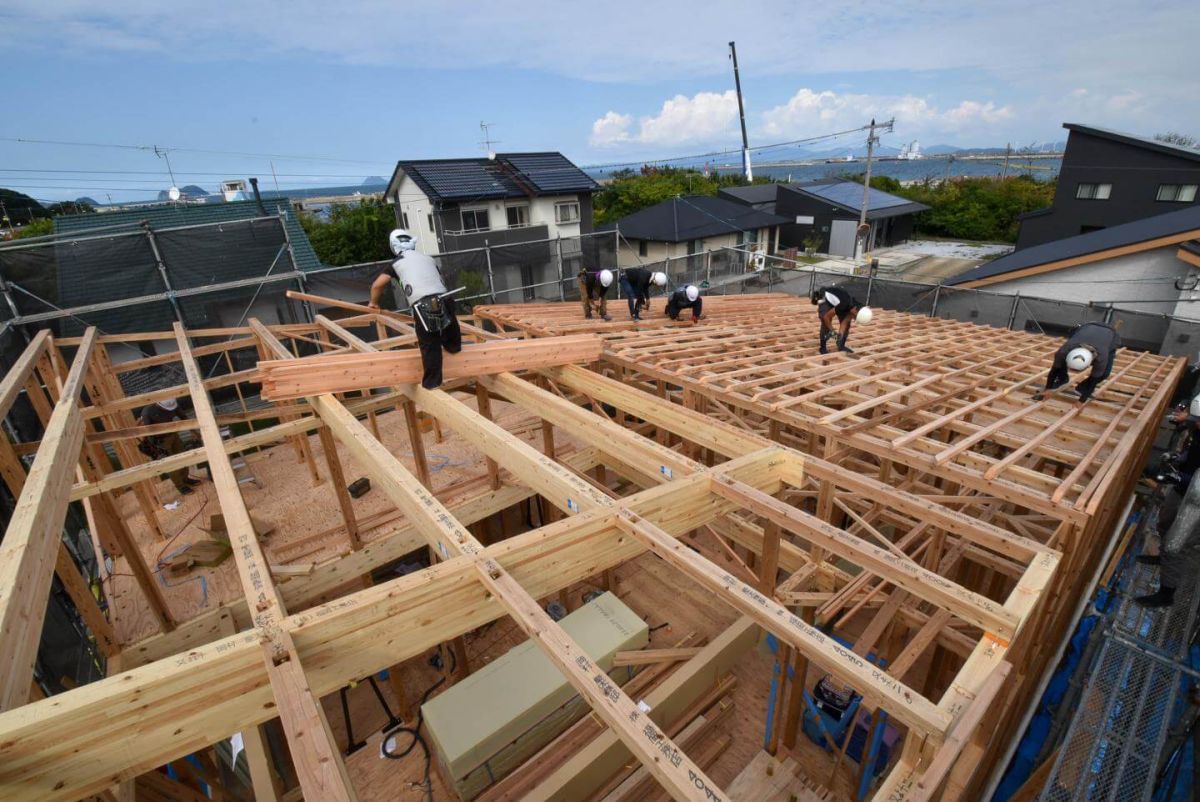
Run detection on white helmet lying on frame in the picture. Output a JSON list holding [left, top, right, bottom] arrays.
[[1066, 347, 1094, 372], [685, 285, 699, 303], [389, 228, 416, 255], [651, 271, 667, 287], [599, 269, 614, 287], [856, 306, 873, 325]]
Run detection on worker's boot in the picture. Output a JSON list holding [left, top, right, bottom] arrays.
[[585, 309, 593, 319], [1134, 586, 1176, 608], [819, 330, 831, 355], [837, 334, 854, 354]]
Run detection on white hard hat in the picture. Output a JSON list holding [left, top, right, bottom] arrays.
[[389, 228, 416, 255], [651, 271, 667, 287], [856, 306, 873, 325], [1191, 395, 1200, 418], [685, 285, 699, 303], [1066, 347, 1094, 372], [157, 397, 179, 412], [599, 269, 614, 288]]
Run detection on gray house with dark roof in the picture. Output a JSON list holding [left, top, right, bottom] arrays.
[[599, 196, 788, 269], [1015, 123, 1200, 249], [720, 179, 928, 257], [384, 152, 599, 255]]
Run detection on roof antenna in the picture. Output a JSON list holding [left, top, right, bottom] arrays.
[[480, 122, 499, 160]]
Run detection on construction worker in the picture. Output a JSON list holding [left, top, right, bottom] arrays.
[[665, 285, 703, 324], [619, 267, 668, 321], [369, 229, 462, 390], [1032, 321, 1120, 404], [1136, 398, 1200, 608], [812, 286, 871, 354], [578, 267, 613, 320], [137, 398, 199, 495]]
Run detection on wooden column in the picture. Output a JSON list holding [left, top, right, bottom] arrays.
[[317, 426, 360, 550]]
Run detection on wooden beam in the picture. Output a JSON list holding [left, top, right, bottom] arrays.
[[174, 323, 357, 802], [0, 329, 50, 419], [611, 647, 705, 667], [258, 335, 604, 400], [0, 327, 96, 712], [710, 475, 1020, 641], [614, 511, 950, 738]]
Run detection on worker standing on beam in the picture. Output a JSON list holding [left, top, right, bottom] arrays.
[[369, 229, 462, 390], [665, 284, 703, 324], [137, 397, 201, 496], [1032, 321, 1120, 404], [812, 285, 871, 354], [618, 267, 667, 321], [578, 266, 613, 321]]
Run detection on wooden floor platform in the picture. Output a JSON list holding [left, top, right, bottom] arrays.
[[0, 292, 1180, 802]]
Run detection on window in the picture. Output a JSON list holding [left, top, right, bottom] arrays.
[[1157, 184, 1199, 203], [688, 239, 703, 255], [555, 201, 580, 224], [505, 204, 530, 228], [1075, 183, 1112, 200], [427, 214, 434, 232], [400, 211, 410, 229], [460, 207, 491, 233], [638, 240, 648, 257]]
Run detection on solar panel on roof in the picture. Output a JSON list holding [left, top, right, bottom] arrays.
[[408, 161, 517, 200], [503, 154, 597, 193], [805, 182, 912, 211]]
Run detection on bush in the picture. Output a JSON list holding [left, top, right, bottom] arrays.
[[592, 168, 773, 225], [891, 175, 1055, 243], [300, 199, 395, 266]]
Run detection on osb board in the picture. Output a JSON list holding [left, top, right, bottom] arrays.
[[102, 394, 550, 644]]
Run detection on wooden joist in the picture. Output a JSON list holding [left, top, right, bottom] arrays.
[[0, 327, 96, 712], [257, 335, 603, 400]]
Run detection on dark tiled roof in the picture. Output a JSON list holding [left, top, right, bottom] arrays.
[[1064, 123, 1200, 163], [390, 152, 597, 203], [718, 184, 781, 205], [607, 195, 789, 242], [948, 203, 1200, 286], [785, 179, 930, 219], [51, 198, 323, 271]]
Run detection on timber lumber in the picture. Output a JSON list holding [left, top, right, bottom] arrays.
[[612, 648, 705, 667], [0, 327, 96, 712], [174, 323, 357, 802], [258, 335, 603, 400]]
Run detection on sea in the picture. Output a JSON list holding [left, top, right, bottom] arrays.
[[588, 155, 1061, 186]]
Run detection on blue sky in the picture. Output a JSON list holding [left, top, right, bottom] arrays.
[[2, 0, 1195, 202]]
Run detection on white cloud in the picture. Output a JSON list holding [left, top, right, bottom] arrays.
[[590, 111, 632, 147], [589, 91, 738, 148], [759, 89, 1013, 142]]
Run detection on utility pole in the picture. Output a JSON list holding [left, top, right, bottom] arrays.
[[1002, 143, 1012, 179], [857, 117, 893, 261], [728, 42, 752, 181]]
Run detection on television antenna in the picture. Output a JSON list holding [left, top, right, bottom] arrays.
[[479, 122, 500, 159], [154, 145, 180, 201]]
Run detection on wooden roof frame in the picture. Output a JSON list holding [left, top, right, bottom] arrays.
[[0, 292, 1176, 801]]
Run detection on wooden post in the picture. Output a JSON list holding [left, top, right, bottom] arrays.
[[317, 426, 361, 550], [473, 385, 501, 490], [400, 398, 432, 489]]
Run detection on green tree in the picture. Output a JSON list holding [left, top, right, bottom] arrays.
[[12, 218, 53, 240], [299, 199, 396, 266], [45, 201, 96, 216], [592, 168, 773, 225], [0, 189, 46, 224], [1156, 132, 1198, 148]]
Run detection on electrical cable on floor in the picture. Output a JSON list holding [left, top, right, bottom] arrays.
[[381, 674, 446, 802]]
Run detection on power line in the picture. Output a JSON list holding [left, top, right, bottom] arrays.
[[0, 136, 394, 166]]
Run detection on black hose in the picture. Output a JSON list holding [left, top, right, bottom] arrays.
[[381, 672, 448, 801]]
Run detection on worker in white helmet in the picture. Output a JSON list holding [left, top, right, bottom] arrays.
[[619, 267, 668, 321], [1136, 393, 1200, 607], [369, 228, 462, 389], [577, 267, 614, 321], [1033, 321, 1120, 404], [137, 397, 201, 495], [811, 285, 869, 354], [665, 284, 703, 324]]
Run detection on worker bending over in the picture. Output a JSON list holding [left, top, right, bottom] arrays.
[[812, 286, 871, 354], [137, 398, 200, 495], [1033, 321, 1119, 404], [619, 267, 667, 321], [578, 268, 613, 321], [369, 229, 462, 390], [1136, 396, 1200, 607], [665, 285, 702, 324]]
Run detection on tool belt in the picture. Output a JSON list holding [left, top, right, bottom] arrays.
[[414, 295, 453, 335], [138, 438, 168, 460]]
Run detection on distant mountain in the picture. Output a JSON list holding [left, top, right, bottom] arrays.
[[922, 144, 961, 155], [76, 196, 100, 206], [362, 176, 388, 186]]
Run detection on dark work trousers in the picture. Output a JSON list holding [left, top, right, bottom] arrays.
[[619, 275, 643, 318], [1159, 482, 1200, 590], [414, 296, 463, 390]]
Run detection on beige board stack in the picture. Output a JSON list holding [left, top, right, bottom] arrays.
[[422, 592, 648, 799]]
